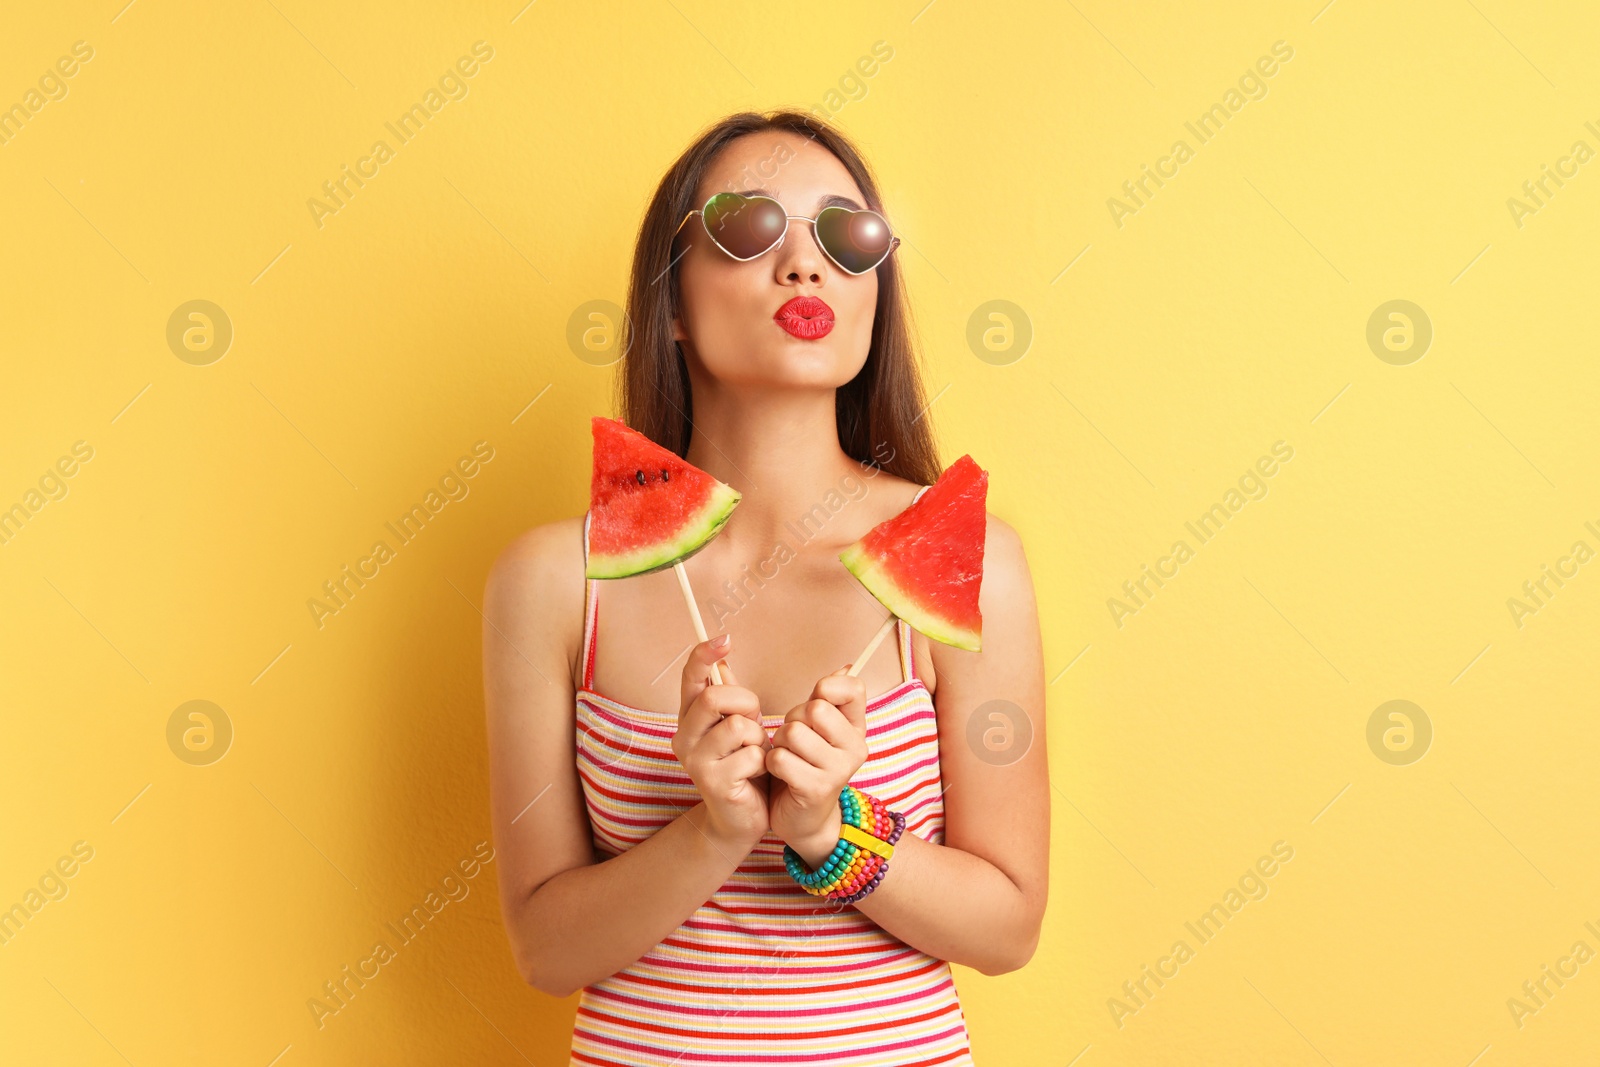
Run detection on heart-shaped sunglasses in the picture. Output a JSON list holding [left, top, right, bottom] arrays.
[[673, 191, 901, 275]]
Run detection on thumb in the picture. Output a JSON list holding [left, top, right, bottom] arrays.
[[681, 632, 732, 709], [817, 665, 867, 734]]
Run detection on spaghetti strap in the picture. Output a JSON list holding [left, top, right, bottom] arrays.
[[580, 577, 599, 690], [897, 617, 916, 683]]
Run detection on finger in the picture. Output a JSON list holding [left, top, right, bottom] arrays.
[[770, 720, 832, 767], [812, 670, 868, 734], [697, 700, 764, 758], [765, 745, 825, 788], [721, 743, 768, 785], [786, 700, 856, 750], [679, 683, 761, 749], [680, 633, 733, 718], [714, 684, 765, 728], [700, 710, 768, 761]]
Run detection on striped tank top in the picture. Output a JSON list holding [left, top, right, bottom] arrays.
[[571, 576, 975, 1066]]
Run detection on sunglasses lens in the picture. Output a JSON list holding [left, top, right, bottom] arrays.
[[816, 206, 894, 273], [702, 193, 788, 259]]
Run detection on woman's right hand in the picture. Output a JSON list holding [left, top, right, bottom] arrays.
[[674, 633, 771, 851]]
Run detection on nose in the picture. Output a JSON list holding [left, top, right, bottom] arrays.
[[773, 217, 827, 285]]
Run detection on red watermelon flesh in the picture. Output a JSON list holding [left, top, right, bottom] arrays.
[[585, 417, 741, 579], [839, 454, 987, 651]]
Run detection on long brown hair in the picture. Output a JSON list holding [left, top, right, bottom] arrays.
[[617, 110, 942, 487]]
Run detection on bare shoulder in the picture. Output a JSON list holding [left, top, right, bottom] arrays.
[[916, 512, 1037, 692], [483, 515, 587, 688], [860, 468, 925, 520], [971, 513, 1036, 629], [487, 515, 586, 586], [980, 513, 1029, 578]]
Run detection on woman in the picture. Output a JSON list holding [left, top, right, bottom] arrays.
[[483, 110, 1049, 1066]]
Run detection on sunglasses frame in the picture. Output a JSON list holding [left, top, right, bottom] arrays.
[[672, 192, 901, 276]]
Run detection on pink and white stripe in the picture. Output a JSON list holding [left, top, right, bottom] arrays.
[[570, 576, 974, 1066]]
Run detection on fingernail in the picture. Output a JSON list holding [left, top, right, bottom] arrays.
[[713, 633, 730, 650]]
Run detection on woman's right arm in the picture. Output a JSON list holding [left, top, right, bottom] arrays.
[[482, 521, 769, 998]]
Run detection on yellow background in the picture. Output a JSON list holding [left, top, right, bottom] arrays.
[[3, 1, 1598, 1063]]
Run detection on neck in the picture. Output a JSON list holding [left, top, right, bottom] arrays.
[[682, 379, 864, 556]]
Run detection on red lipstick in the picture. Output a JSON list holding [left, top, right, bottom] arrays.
[[774, 295, 834, 339]]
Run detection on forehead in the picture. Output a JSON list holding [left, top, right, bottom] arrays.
[[694, 131, 868, 213]]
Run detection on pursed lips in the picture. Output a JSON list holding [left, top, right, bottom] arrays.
[[774, 296, 834, 339]]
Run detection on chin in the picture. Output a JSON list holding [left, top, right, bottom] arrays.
[[724, 348, 857, 387]]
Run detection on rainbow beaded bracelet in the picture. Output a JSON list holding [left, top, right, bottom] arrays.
[[783, 785, 906, 905]]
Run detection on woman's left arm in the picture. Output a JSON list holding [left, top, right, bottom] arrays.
[[780, 516, 1050, 975]]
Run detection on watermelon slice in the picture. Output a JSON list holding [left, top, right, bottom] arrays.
[[839, 455, 988, 651], [584, 416, 741, 579]]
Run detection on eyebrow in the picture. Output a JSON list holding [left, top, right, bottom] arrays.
[[736, 188, 866, 212]]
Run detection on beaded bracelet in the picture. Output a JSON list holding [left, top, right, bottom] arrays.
[[783, 785, 906, 905]]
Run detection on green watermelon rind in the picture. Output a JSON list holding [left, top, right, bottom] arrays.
[[585, 481, 741, 579], [839, 541, 982, 652]]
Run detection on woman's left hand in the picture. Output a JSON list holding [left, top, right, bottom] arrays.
[[765, 666, 869, 866]]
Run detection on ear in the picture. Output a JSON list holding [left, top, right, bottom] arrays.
[[671, 311, 688, 343]]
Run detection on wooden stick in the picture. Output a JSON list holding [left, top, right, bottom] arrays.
[[846, 614, 897, 678], [674, 560, 723, 685]]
